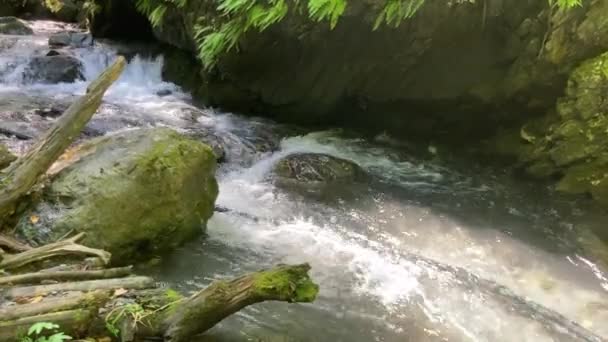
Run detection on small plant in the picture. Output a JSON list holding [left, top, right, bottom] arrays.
[[133, 0, 587, 68], [20, 322, 72, 342], [104, 303, 147, 337]]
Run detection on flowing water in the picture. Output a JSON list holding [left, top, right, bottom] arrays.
[[2, 21, 608, 342]]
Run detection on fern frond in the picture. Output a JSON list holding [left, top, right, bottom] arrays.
[[308, 0, 346, 29]]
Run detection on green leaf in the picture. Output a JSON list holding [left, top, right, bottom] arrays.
[[27, 322, 59, 336]]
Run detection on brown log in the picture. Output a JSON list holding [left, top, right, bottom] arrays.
[[0, 233, 111, 270], [3, 276, 154, 299], [0, 234, 30, 252], [0, 266, 132, 285], [0, 290, 109, 321], [0, 57, 126, 224]]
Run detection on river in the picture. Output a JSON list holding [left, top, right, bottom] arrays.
[[1, 20, 608, 342]]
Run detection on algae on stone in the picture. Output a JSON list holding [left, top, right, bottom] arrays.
[[16, 128, 219, 263]]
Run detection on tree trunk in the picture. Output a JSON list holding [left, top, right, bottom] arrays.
[[0, 233, 111, 270], [161, 263, 319, 342], [0, 264, 319, 342], [0, 57, 126, 225]]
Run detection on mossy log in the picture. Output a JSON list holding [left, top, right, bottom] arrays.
[[160, 263, 319, 342], [0, 264, 318, 341], [0, 57, 126, 226]]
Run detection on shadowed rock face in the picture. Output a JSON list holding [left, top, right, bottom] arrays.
[[16, 128, 219, 262]]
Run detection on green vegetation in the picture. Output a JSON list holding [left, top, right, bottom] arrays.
[[134, 0, 585, 68], [20, 322, 72, 342]]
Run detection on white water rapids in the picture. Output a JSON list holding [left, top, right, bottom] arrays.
[[1, 21, 608, 342]]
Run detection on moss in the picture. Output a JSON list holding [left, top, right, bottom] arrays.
[[15, 128, 219, 263], [252, 265, 319, 303], [165, 289, 183, 302]]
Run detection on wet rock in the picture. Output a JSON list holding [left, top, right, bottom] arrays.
[[16, 128, 219, 263], [186, 130, 226, 162], [23, 55, 84, 84], [508, 51, 608, 208], [0, 17, 33, 35], [156, 89, 172, 97], [0, 143, 16, 169], [273, 153, 367, 185], [34, 107, 63, 118], [46, 50, 61, 56], [0, 121, 37, 140], [48, 31, 93, 48]]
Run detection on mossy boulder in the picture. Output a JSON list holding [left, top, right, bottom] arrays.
[[0, 17, 33, 35], [16, 128, 219, 263], [506, 51, 608, 207]]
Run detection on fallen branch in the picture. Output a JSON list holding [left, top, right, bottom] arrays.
[[3, 276, 154, 299], [0, 290, 109, 321], [0, 57, 126, 224], [0, 266, 132, 285], [160, 263, 317, 342], [0, 234, 30, 252], [0, 233, 111, 270]]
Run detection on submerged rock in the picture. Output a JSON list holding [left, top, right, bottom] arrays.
[[49, 31, 93, 48], [16, 128, 219, 262], [274, 153, 367, 186], [0, 17, 33, 35], [23, 55, 84, 83]]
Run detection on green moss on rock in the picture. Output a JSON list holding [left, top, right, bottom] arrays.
[[16, 128, 218, 263], [252, 264, 319, 303]]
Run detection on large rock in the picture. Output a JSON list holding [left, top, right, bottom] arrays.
[[16, 128, 219, 262], [49, 31, 93, 48], [0, 17, 33, 35], [23, 55, 84, 83]]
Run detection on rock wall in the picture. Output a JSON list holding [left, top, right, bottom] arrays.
[[89, 0, 608, 208]]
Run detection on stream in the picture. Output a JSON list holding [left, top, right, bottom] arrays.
[[2, 21, 608, 342]]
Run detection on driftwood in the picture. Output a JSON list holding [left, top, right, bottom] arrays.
[[0, 234, 31, 252], [0, 57, 126, 224], [0, 233, 111, 270], [0, 290, 109, 321], [3, 276, 154, 299], [0, 266, 132, 285]]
